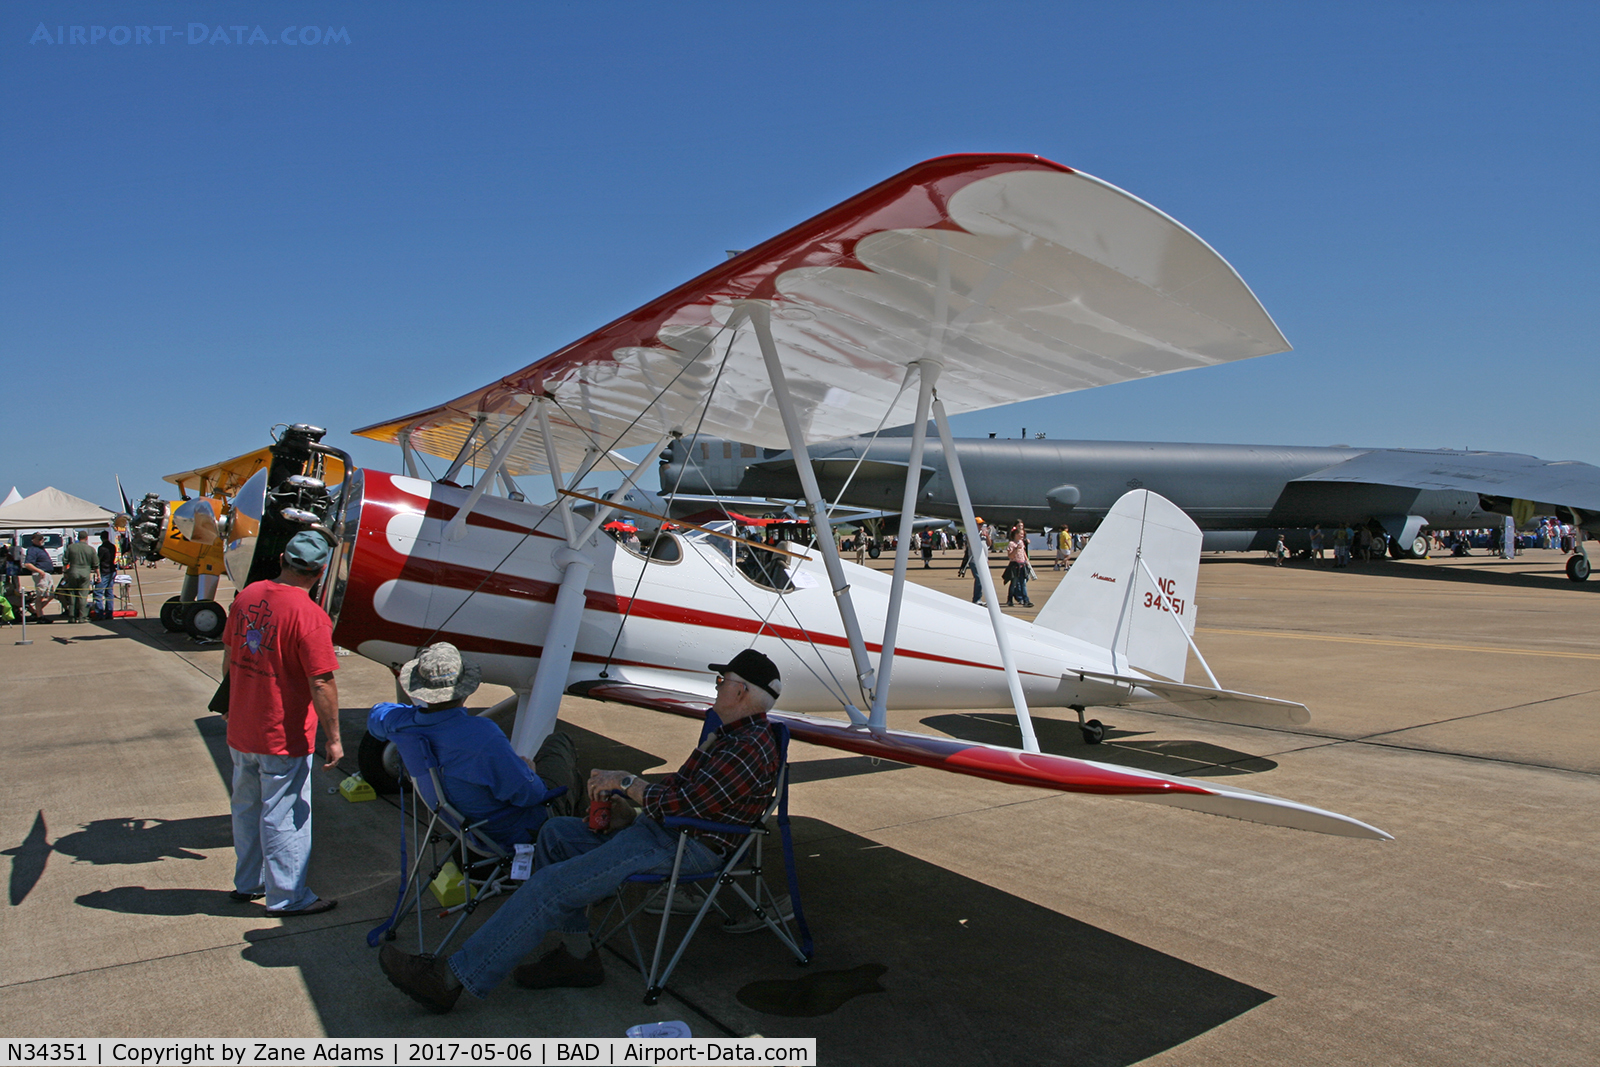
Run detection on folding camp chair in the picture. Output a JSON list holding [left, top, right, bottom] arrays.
[[367, 732, 563, 957], [596, 720, 812, 1005]]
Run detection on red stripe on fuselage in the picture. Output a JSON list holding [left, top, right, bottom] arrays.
[[379, 553, 1030, 676]]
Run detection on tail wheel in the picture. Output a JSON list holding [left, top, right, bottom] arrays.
[[184, 600, 226, 640], [1567, 555, 1591, 582], [159, 596, 185, 632]]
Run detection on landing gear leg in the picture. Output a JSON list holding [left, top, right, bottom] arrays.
[[1072, 704, 1105, 745], [1567, 536, 1591, 582]]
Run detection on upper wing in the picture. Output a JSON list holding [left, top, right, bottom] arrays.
[[164, 447, 346, 499], [570, 680, 1387, 840], [354, 154, 1289, 479], [1291, 449, 1600, 516]]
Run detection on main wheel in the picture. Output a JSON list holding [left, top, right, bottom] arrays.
[[184, 600, 226, 640], [357, 731, 403, 794], [867, 542, 881, 559], [1081, 719, 1105, 744], [159, 596, 185, 632], [1567, 555, 1591, 582]]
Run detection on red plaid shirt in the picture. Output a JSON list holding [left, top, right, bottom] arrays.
[[641, 713, 780, 853]]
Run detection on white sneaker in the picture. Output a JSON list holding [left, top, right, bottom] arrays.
[[722, 893, 793, 934], [642, 888, 707, 916]]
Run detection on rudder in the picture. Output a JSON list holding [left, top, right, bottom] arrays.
[[1034, 490, 1200, 681]]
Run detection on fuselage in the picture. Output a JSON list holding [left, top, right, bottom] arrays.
[[329, 470, 1143, 716], [660, 436, 1500, 534]]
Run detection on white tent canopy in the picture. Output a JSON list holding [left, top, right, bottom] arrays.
[[0, 487, 118, 530], [2, 487, 20, 507]]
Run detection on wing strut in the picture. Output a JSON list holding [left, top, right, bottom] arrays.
[[510, 412, 674, 758], [933, 393, 1040, 753], [398, 429, 420, 479], [441, 414, 488, 483], [738, 301, 873, 721], [869, 360, 938, 728], [445, 399, 540, 541]]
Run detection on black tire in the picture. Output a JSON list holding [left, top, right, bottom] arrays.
[[1081, 719, 1105, 744], [357, 731, 403, 794], [1567, 555, 1591, 582], [184, 600, 227, 640], [159, 596, 185, 632], [867, 542, 881, 559]]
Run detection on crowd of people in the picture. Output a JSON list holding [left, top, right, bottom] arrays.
[[1, 527, 130, 624]]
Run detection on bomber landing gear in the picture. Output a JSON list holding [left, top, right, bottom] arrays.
[[1567, 554, 1591, 582], [1071, 704, 1106, 745]]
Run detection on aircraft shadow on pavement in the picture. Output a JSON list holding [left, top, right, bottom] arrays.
[[1232, 556, 1599, 593], [208, 729, 1270, 1056], [231, 815, 1271, 1061], [5, 808, 235, 906], [922, 712, 1278, 778]]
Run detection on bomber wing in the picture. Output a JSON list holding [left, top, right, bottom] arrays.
[[353, 154, 1289, 479], [1290, 449, 1600, 517]]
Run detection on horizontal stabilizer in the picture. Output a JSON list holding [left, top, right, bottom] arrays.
[[1069, 669, 1312, 727], [570, 680, 1385, 840]]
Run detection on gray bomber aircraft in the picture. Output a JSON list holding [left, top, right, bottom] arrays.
[[658, 429, 1600, 580]]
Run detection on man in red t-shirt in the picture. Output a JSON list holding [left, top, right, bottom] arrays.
[[220, 530, 342, 915]]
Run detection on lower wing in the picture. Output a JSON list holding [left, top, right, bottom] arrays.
[[568, 680, 1388, 840]]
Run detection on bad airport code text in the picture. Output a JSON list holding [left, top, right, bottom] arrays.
[[3, 1041, 816, 1066]]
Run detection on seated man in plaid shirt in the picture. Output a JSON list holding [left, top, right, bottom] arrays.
[[381, 649, 783, 1014]]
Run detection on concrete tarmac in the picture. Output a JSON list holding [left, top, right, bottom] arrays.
[[1, 550, 1596, 1064]]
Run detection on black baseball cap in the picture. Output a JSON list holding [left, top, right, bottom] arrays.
[[708, 649, 781, 700]]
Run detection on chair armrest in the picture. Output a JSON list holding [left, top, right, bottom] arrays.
[[539, 785, 568, 807]]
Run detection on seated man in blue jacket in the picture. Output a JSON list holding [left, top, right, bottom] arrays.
[[367, 643, 579, 848]]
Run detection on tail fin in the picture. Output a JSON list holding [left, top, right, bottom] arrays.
[[1034, 489, 1200, 681]]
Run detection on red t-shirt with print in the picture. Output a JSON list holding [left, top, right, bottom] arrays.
[[223, 579, 339, 757]]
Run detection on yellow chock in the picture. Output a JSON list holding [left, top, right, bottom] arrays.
[[429, 861, 466, 907], [338, 774, 377, 802]]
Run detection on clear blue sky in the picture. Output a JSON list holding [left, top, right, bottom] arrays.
[[4, 1, 1595, 509]]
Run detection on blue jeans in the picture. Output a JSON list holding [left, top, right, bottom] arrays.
[[230, 748, 319, 911], [92, 571, 116, 614], [448, 815, 720, 999]]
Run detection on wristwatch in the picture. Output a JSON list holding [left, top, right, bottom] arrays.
[[618, 774, 636, 793]]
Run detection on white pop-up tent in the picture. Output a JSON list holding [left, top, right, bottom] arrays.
[[2, 487, 20, 507], [0, 487, 119, 530]]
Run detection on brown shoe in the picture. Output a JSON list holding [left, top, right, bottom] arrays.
[[513, 944, 604, 989], [379, 944, 462, 1014]]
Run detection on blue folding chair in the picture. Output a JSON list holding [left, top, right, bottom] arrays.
[[368, 732, 564, 957], [596, 719, 812, 1005]]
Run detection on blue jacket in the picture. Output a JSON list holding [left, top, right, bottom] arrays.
[[367, 703, 561, 847]]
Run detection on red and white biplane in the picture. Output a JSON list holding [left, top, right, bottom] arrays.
[[227, 155, 1389, 840]]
